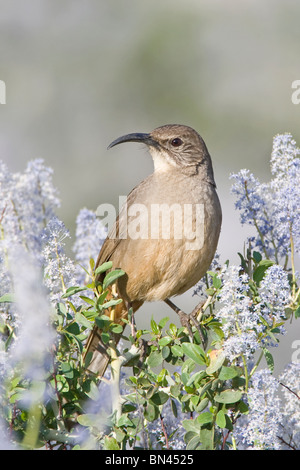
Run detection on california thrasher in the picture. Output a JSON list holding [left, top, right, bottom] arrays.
[[84, 124, 222, 376]]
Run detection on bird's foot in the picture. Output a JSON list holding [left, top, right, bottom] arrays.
[[164, 298, 206, 347]]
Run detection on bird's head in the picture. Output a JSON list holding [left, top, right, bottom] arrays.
[[108, 124, 215, 184]]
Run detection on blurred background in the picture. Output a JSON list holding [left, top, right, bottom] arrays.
[[0, 0, 299, 372]]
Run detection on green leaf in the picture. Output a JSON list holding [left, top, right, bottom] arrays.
[[52, 374, 69, 393], [200, 427, 214, 450], [186, 370, 205, 387], [237, 252, 247, 271], [295, 305, 300, 319], [253, 251, 262, 263], [161, 346, 170, 359], [0, 293, 14, 303], [224, 413, 234, 431], [171, 398, 178, 418], [263, 347, 274, 372], [206, 350, 225, 375], [144, 403, 159, 422], [186, 435, 201, 450], [77, 413, 101, 427], [100, 298, 123, 310], [147, 350, 163, 367], [253, 260, 274, 284], [212, 275, 222, 289], [170, 384, 181, 398], [158, 336, 172, 347], [168, 323, 178, 336], [75, 312, 92, 329], [117, 414, 134, 427], [103, 436, 120, 450], [196, 411, 213, 426], [218, 366, 239, 381], [95, 315, 111, 329], [171, 344, 184, 357], [101, 332, 111, 344], [110, 323, 123, 334], [196, 397, 209, 413], [149, 391, 169, 406], [79, 295, 95, 306], [151, 317, 159, 335], [65, 322, 81, 336], [216, 409, 226, 428], [156, 368, 167, 383], [181, 343, 206, 366], [215, 389, 242, 404], [60, 362, 74, 379], [84, 380, 100, 402], [94, 261, 113, 276], [103, 269, 125, 290], [182, 419, 200, 433], [158, 316, 169, 328], [61, 286, 87, 298]]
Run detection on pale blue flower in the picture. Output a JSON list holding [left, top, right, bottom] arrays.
[[234, 369, 282, 449], [258, 264, 290, 329], [278, 363, 300, 450], [73, 208, 107, 284], [42, 217, 77, 305], [230, 133, 300, 259]]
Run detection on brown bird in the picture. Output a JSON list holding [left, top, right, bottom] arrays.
[[84, 124, 222, 376]]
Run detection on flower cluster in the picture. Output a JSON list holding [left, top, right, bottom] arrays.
[[0, 158, 105, 378], [258, 264, 290, 334], [231, 133, 300, 261], [279, 362, 300, 449], [215, 263, 290, 361], [215, 265, 260, 361], [234, 363, 300, 450], [42, 217, 78, 305], [8, 247, 55, 381], [234, 369, 282, 449], [73, 207, 107, 284]]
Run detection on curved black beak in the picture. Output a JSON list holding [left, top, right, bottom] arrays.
[[107, 132, 158, 150]]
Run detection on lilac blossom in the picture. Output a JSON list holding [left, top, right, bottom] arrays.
[[0, 159, 60, 261], [230, 133, 300, 260], [270, 134, 300, 255], [234, 369, 282, 450], [258, 264, 290, 335], [73, 208, 107, 284], [215, 264, 289, 361], [278, 362, 300, 450], [42, 217, 78, 305], [7, 245, 55, 380], [215, 265, 261, 361]]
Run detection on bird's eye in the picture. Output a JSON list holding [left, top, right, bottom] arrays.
[[171, 138, 183, 147]]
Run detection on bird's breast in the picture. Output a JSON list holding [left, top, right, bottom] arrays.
[[114, 174, 221, 302]]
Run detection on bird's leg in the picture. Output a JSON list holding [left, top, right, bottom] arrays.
[[164, 298, 193, 337], [190, 299, 206, 322], [164, 298, 206, 345]]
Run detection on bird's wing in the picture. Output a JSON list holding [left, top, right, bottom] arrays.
[[95, 175, 152, 271]]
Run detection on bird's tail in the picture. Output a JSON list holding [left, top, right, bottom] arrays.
[[84, 296, 143, 377]]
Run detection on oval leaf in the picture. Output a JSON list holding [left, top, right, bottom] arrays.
[[215, 389, 242, 404], [206, 349, 225, 375], [216, 409, 226, 428], [103, 269, 125, 290], [181, 343, 206, 366], [94, 261, 113, 276]]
